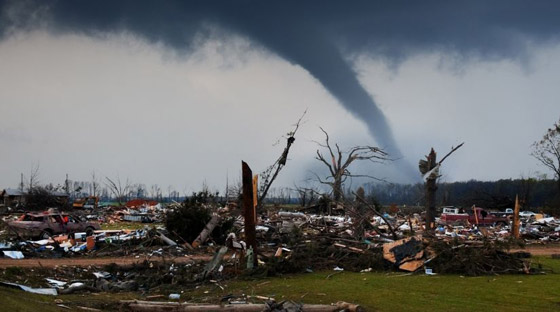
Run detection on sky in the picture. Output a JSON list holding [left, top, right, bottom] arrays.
[[1, 1, 560, 195]]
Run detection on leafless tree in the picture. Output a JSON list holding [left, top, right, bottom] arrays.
[[150, 184, 162, 200], [532, 117, 560, 194], [105, 175, 131, 205], [26, 162, 41, 192], [225, 179, 242, 202], [91, 171, 100, 197], [257, 110, 306, 208], [293, 184, 320, 207], [314, 127, 389, 212]]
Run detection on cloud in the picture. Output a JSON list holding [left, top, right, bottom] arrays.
[[1, 1, 560, 189]]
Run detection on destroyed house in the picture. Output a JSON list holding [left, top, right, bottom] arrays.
[[1, 188, 25, 207], [1, 188, 69, 208]]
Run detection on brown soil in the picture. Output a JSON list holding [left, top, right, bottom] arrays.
[[0, 244, 558, 268], [0, 255, 212, 268], [511, 243, 560, 256]]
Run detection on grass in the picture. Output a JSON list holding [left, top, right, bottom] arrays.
[[100, 221, 163, 231], [178, 256, 560, 311], [0, 257, 559, 311], [0, 287, 136, 311]]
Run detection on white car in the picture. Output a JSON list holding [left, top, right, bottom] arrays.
[[519, 211, 536, 217]]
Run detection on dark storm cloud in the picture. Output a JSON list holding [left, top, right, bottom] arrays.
[[2, 0, 560, 180]]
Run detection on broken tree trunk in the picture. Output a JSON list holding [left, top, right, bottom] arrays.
[[419, 143, 464, 232], [425, 148, 437, 231], [192, 215, 221, 248], [242, 161, 258, 268], [120, 301, 364, 312]]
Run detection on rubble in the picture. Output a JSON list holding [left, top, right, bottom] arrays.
[[0, 281, 58, 296], [0, 201, 557, 309]]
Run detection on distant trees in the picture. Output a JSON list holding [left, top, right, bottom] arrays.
[[293, 185, 319, 207], [532, 117, 560, 194], [365, 178, 558, 211]]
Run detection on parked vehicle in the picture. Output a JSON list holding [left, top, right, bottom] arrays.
[[440, 207, 509, 226], [73, 196, 99, 209], [441, 206, 460, 214], [519, 211, 537, 218], [7, 211, 101, 239], [490, 208, 514, 218]]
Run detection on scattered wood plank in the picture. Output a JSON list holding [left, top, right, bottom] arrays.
[[120, 300, 364, 312]]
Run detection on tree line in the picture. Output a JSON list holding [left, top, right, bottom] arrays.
[[364, 178, 559, 212]]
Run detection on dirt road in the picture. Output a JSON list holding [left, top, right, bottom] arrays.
[[511, 244, 560, 256], [0, 255, 209, 268], [0, 244, 558, 268]]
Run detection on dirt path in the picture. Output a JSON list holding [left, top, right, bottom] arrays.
[[0, 255, 212, 268], [1, 244, 558, 268], [511, 244, 560, 256]]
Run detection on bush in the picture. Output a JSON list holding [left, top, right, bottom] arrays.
[[165, 190, 233, 245], [25, 187, 67, 211]]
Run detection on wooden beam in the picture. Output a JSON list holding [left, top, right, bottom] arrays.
[[242, 161, 257, 268], [121, 300, 364, 312]]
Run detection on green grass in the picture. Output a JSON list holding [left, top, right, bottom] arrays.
[[1, 257, 559, 311], [0, 287, 137, 311], [187, 257, 560, 311], [100, 222, 163, 231]]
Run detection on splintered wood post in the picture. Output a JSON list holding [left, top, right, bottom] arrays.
[[252, 175, 258, 223], [513, 194, 521, 238], [419, 143, 463, 232], [242, 161, 258, 268], [425, 148, 437, 230]]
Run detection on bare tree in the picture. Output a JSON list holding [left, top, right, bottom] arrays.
[[167, 185, 172, 201], [225, 179, 243, 203], [26, 163, 41, 192], [257, 110, 306, 208], [91, 171, 100, 198], [150, 184, 162, 200], [532, 117, 560, 194], [105, 175, 131, 205], [314, 127, 389, 212], [293, 184, 320, 207]]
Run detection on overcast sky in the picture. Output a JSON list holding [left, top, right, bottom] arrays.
[[1, 1, 560, 194]]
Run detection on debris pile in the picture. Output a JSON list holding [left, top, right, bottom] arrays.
[[0, 201, 557, 311]]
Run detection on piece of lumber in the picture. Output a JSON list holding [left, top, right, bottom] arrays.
[[120, 300, 364, 312]]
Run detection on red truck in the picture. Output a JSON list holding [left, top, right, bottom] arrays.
[[440, 207, 509, 226]]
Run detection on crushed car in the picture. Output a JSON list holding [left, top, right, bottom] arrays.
[[7, 211, 101, 239]]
